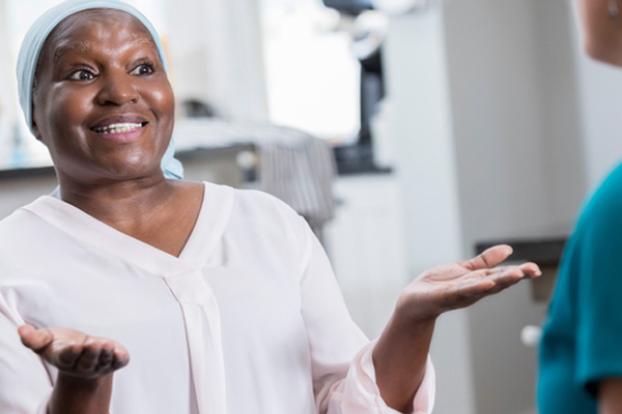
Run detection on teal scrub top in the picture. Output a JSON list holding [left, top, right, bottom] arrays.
[[538, 162, 622, 413]]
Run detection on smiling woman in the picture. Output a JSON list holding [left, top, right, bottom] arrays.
[[30, 9, 175, 181], [0, 1, 542, 414]]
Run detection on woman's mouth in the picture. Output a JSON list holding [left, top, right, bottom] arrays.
[[90, 121, 149, 143]]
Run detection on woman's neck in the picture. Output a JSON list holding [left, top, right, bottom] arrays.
[[56, 174, 176, 232]]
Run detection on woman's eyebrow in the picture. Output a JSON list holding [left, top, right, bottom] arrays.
[[53, 40, 93, 63]]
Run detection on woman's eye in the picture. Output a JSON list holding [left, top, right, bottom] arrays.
[[131, 63, 154, 76], [68, 69, 96, 81]]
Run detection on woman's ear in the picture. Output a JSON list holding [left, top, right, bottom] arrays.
[[32, 122, 43, 142], [30, 78, 46, 142], [31, 98, 45, 142], [31, 114, 45, 143]]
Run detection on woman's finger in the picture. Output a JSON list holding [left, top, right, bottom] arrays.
[[76, 340, 102, 373], [519, 262, 542, 278], [95, 344, 115, 372], [111, 347, 130, 370], [467, 262, 540, 289], [461, 245, 513, 271], [488, 267, 526, 292], [445, 267, 526, 307], [18, 325, 54, 353], [442, 277, 496, 308], [53, 343, 82, 369]]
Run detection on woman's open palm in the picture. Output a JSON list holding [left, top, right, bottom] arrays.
[[399, 245, 541, 321], [18, 325, 129, 380]]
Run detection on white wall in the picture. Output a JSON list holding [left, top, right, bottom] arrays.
[[165, 0, 269, 121], [533, 0, 588, 234], [443, 1, 552, 413], [576, 59, 622, 188], [444, 0, 552, 248], [382, 7, 476, 414], [383, 6, 463, 273], [570, 0, 622, 189]]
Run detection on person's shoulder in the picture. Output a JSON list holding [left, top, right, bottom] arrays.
[[0, 205, 42, 274], [0, 206, 33, 235], [203, 181, 306, 238], [576, 162, 622, 236], [206, 183, 311, 267]]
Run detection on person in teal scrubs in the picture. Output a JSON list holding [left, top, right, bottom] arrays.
[[538, 1, 622, 413], [539, 164, 622, 413]]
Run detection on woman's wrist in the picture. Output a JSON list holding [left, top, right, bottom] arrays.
[[372, 302, 436, 412], [394, 292, 439, 329], [386, 302, 437, 346], [55, 372, 110, 390], [49, 373, 113, 414]]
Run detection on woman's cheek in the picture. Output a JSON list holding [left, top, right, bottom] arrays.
[[145, 83, 175, 141], [148, 85, 175, 118], [49, 85, 93, 125]]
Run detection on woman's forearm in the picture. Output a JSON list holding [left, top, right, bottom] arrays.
[[372, 308, 435, 413], [48, 373, 113, 414]]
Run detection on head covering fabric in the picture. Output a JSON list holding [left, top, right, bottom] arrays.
[[16, 0, 183, 179]]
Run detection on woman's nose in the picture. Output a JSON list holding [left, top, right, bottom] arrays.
[[95, 70, 139, 106]]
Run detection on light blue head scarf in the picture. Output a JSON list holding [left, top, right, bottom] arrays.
[[16, 0, 183, 179]]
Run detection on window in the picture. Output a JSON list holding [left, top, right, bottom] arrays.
[[260, 0, 361, 144]]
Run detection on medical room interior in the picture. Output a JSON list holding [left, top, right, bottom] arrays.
[[0, 0, 620, 413]]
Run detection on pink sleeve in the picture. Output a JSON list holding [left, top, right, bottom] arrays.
[[297, 216, 435, 413], [321, 340, 435, 414]]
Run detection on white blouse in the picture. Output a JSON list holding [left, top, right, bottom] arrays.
[[0, 182, 434, 414]]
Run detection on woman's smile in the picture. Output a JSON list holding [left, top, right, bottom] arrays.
[[89, 114, 150, 143]]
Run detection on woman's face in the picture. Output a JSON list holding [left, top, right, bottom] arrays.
[[32, 9, 174, 183], [577, 0, 622, 66]]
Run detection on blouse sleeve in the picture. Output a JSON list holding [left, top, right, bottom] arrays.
[[297, 218, 435, 414], [0, 294, 52, 413]]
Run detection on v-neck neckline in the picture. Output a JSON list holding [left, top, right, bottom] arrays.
[[22, 181, 235, 277]]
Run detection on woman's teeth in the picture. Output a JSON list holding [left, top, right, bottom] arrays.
[[94, 122, 144, 134]]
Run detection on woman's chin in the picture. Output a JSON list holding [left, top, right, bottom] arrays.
[[94, 151, 164, 179]]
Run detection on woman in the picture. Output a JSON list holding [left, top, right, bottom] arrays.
[[0, 1, 541, 413], [538, 1, 622, 413]]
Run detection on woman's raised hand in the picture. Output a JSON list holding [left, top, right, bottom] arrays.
[[397, 244, 542, 322], [17, 325, 129, 379], [373, 245, 542, 411]]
